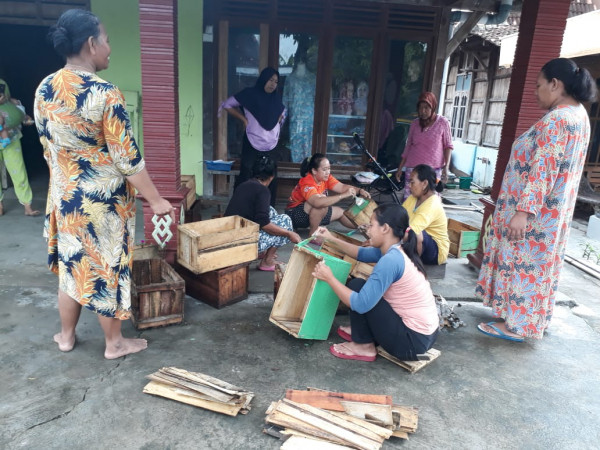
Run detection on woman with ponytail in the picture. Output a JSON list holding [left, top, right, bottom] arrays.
[[312, 204, 439, 362], [402, 164, 449, 265], [286, 153, 370, 235], [477, 58, 597, 342]]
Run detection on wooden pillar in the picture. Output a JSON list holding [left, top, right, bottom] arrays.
[[139, 0, 185, 263], [430, 7, 451, 98], [467, 0, 572, 269]]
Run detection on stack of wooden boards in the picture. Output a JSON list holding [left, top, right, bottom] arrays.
[[264, 388, 418, 448], [143, 367, 254, 416]]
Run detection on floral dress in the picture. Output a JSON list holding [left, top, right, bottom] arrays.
[[475, 105, 590, 338], [34, 69, 145, 319]]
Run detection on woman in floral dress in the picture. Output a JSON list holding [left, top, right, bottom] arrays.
[[35, 9, 174, 358], [476, 58, 597, 341]]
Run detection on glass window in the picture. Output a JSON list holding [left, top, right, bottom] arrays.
[[451, 73, 471, 139], [377, 40, 427, 169], [278, 33, 319, 163], [326, 36, 373, 166], [226, 27, 260, 159]]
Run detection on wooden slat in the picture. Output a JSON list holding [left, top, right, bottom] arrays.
[[281, 435, 354, 450], [275, 400, 384, 450], [285, 390, 392, 412], [377, 347, 441, 374], [143, 381, 242, 416]]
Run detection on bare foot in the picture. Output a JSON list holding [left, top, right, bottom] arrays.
[[104, 337, 148, 359], [54, 332, 75, 352], [24, 206, 41, 216], [0, 202, 4, 216]]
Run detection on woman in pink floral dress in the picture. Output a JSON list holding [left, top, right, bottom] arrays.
[[476, 58, 597, 341]]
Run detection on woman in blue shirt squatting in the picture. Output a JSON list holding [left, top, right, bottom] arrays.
[[312, 203, 439, 362]]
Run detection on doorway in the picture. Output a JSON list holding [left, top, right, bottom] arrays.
[[0, 24, 63, 178]]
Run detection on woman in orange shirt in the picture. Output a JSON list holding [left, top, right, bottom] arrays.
[[286, 153, 370, 235]]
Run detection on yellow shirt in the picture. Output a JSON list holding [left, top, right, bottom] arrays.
[[402, 194, 449, 264]]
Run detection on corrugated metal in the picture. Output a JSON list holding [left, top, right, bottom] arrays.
[[139, 0, 184, 256]]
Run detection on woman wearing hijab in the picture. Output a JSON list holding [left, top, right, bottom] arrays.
[[395, 92, 453, 201], [221, 67, 285, 205]]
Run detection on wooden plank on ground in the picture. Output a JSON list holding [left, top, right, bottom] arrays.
[[392, 405, 419, 433], [143, 381, 242, 416], [276, 399, 384, 450], [281, 435, 354, 449], [266, 409, 350, 446], [339, 401, 393, 427], [377, 347, 441, 373], [285, 389, 392, 411], [328, 411, 394, 439]]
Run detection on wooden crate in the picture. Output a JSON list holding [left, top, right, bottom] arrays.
[[270, 241, 351, 340], [448, 218, 480, 258], [320, 231, 374, 280], [343, 198, 378, 228], [181, 174, 196, 210], [177, 215, 259, 274], [131, 258, 185, 329], [175, 262, 249, 309]]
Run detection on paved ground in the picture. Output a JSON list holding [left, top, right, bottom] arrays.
[[1, 175, 600, 449]]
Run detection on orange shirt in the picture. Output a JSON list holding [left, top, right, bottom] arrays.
[[287, 174, 340, 209]]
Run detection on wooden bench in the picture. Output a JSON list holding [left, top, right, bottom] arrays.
[[577, 165, 600, 212]]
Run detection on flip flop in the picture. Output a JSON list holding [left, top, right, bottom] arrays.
[[329, 344, 376, 362], [257, 264, 275, 272], [336, 326, 352, 342], [477, 321, 524, 342]]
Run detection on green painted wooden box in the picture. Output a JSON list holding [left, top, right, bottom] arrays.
[[448, 218, 480, 258], [269, 240, 352, 340]]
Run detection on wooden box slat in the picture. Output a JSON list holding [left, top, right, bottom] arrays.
[[131, 258, 185, 329], [343, 198, 378, 228], [270, 243, 351, 340], [181, 174, 197, 210], [447, 218, 480, 258], [177, 215, 259, 274], [175, 262, 249, 309]]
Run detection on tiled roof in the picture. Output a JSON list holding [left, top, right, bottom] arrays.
[[468, 0, 596, 46]]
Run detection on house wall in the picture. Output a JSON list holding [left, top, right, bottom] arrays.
[[90, 0, 204, 194]]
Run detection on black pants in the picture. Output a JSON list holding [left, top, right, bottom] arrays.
[[234, 134, 278, 206], [347, 278, 438, 361]]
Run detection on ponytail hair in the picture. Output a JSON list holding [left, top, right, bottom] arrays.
[[300, 153, 328, 177], [372, 204, 426, 276], [541, 58, 598, 103]]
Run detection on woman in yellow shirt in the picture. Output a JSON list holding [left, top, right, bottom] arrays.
[[402, 164, 449, 264]]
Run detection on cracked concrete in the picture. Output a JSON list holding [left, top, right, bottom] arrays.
[[1, 176, 600, 449]]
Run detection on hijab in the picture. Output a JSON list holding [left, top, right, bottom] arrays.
[[417, 91, 438, 131], [234, 67, 284, 131]]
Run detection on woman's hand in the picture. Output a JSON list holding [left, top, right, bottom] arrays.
[[507, 211, 530, 241], [150, 198, 176, 222], [358, 188, 371, 199], [288, 231, 302, 244], [312, 261, 334, 283], [313, 226, 334, 241]]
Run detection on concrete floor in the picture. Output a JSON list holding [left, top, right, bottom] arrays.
[[2, 176, 600, 449]]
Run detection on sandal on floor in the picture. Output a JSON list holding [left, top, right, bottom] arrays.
[[336, 326, 352, 342], [477, 321, 524, 342], [329, 343, 376, 362], [257, 264, 275, 272]]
